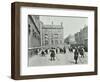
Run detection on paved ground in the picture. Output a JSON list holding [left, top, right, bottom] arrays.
[[28, 49, 88, 66]]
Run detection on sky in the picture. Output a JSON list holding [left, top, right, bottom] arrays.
[[40, 15, 88, 39]]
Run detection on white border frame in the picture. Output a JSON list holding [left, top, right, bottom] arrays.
[[20, 7, 95, 75]]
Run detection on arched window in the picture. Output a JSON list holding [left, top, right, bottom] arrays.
[[33, 32, 37, 38], [60, 40, 62, 44], [54, 34, 58, 38], [55, 40, 58, 44], [51, 40, 53, 45], [45, 40, 48, 45]]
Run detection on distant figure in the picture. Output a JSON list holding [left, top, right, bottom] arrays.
[[41, 50, 45, 56], [63, 47, 66, 54], [35, 49, 38, 55], [69, 47, 73, 52], [45, 49, 48, 54], [50, 50, 56, 61], [60, 48, 63, 53], [56, 48, 58, 54], [79, 48, 84, 58], [74, 48, 79, 64], [59, 48, 62, 53]]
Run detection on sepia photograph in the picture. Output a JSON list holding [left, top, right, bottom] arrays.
[[28, 15, 88, 66]]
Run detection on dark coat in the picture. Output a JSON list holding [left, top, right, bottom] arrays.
[[50, 50, 55, 57], [79, 48, 84, 55], [74, 49, 79, 60], [41, 51, 45, 55]]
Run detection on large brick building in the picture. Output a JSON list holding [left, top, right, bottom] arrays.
[[28, 15, 64, 49], [41, 22, 64, 48]]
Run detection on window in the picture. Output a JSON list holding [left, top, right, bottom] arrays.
[[33, 31, 37, 38], [45, 34, 48, 41], [28, 24, 30, 27], [51, 40, 53, 45], [28, 24, 31, 35], [45, 40, 48, 45], [32, 29, 34, 33], [45, 34, 48, 38], [60, 40, 62, 44], [54, 34, 58, 38], [55, 40, 58, 44]]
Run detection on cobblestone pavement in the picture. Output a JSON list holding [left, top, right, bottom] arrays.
[[28, 49, 88, 66]]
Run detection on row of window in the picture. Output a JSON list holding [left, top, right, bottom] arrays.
[[44, 34, 59, 39], [28, 24, 40, 40], [44, 40, 62, 46]]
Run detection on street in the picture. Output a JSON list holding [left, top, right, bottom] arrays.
[[28, 49, 88, 66]]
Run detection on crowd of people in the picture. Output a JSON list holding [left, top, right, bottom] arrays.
[[29, 47, 67, 61], [29, 45, 86, 64], [39, 47, 67, 61], [69, 46, 85, 64]]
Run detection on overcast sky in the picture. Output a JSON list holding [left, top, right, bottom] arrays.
[[40, 15, 88, 39]]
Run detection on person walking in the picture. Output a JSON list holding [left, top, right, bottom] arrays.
[[63, 47, 66, 54], [45, 49, 48, 54], [50, 49, 56, 61], [56, 48, 58, 54], [41, 50, 45, 56], [74, 48, 79, 64], [79, 47, 84, 58]]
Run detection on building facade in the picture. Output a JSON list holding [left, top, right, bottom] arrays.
[[74, 26, 88, 46], [41, 23, 64, 48], [75, 32, 80, 44], [28, 15, 64, 49], [28, 15, 41, 48], [82, 26, 88, 46]]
